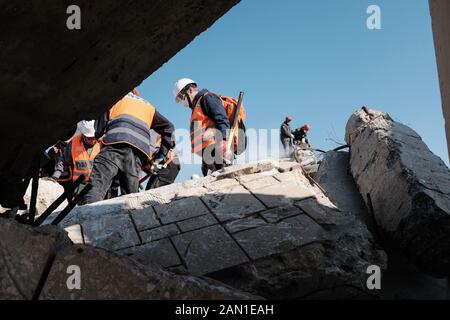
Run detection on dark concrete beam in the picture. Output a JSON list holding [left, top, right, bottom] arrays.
[[0, 0, 239, 207], [429, 0, 450, 162]]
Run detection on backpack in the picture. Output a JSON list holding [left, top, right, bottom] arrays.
[[219, 95, 248, 155]]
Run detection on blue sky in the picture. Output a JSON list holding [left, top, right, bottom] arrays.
[[137, 0, 448, 182]]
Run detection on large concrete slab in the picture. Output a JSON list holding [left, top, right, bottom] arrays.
[[171, 225, 249, 275], [346, 107, 450, 277], [81, 213, 141, 251], [119, 239, 181, 269], [202, 185, 266, 222], [251, 181, 315, 208], [233, 214, 323, 260], [0, 219, 69, 299], [154, 197, 210, 224], [40, 245, 256, 300]]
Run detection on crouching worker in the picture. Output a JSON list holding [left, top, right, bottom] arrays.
[[50, 120, 101, 198], [143, 131, 180, 190], [82, 90, 175, 204]]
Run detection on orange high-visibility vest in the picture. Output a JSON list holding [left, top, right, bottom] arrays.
[[71, 135, 101, 182], [103, 93, 156, 159], [190, 93, 246, 156]]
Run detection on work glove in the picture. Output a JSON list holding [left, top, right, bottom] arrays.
[[219, 140, 233, 163]]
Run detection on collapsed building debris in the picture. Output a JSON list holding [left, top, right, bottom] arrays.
[[0, 218, 258, 300], [40, 160, 386, 300], [345, 107, 450, 278]]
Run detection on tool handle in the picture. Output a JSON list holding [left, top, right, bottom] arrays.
[[227, 91, 245, 151]]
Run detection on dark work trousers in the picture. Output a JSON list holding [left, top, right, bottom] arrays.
[[82, 144, 144, 204], [201, 144, 227, 177], [146, 162, 181, 190]]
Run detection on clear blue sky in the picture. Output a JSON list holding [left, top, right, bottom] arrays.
[[137, 0, 448, 182]]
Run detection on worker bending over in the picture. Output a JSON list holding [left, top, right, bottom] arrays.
[[82, 90, 175, 204]]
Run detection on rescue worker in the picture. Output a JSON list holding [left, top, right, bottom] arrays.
[[293, 124, 311, 147], [82, 90, 175, 204], [50, 120, 101, 197], [173, 78, 232, 176], [280, 116, 294, 156]]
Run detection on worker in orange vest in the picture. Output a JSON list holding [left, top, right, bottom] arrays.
[[82, 89, 175, 204], [173, 78, 234, 176], [50, 120, 101, 197]]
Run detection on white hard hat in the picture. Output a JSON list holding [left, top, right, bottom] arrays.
[[77, 120, 96, 138], [173, 78, 197, 102]]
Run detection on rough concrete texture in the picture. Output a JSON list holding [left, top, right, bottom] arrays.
[[0, 219, 69, 299], [40, 245, 257, 300], [315, 151, 372, 229], [346, 107, 450, 278], [24, 179, 67, 216], [0, 218, 256, 300], [0, 0, 240, 209], [429, 0, 450, 162], [315, 149, 450, 299], [51, 160, 387, 299]]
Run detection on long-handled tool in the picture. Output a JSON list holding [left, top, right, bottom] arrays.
[[225, 91, 245, 165]]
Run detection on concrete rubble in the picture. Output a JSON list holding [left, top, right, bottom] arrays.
[[42, 159, 387, 299], [345, 107, 450, 278], [23, 179, 68, 216], [0, 218, 258, 300]]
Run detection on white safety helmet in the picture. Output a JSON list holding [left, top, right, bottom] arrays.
[[77, 120, 96, 138], [173, 78, 197, 102]]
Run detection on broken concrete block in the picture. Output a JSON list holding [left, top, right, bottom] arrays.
[[24, 179, 67, 216], [296, 198, 340, 227], [40, 245, 257, 300], [130, 207, 160, 232], [259, 206, 303, 223], [202, 185, 266, 222], [0, 219, 69, 299], [176, 214, 218, 233], [81, 213, 141, 251], [225, 215, 267, 234], [119, 239, 181, 269], [241, 176, 280, 191], [346, 107, 450, 277], [314, 151, 371, 228], [171, 225, 249, 275], [64, 224, 84, 245], [214, 161, 275, 180], [251, 181, 315, 208], [233, 214, 323, 260], [140, 224, 180, 243], [211, 212, 387, 300], [154, 197, 210, 224]]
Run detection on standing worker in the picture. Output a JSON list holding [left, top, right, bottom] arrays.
[[280, 116, 294, 156], [82, 90, 175, 204], [173, 78, 246, 176], [50, 120, 101, 197]]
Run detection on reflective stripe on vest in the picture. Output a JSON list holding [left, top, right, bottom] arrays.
[[102, 93, 156, 158], [71, 135, 101, 182], [189, 97, 220, 155]]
